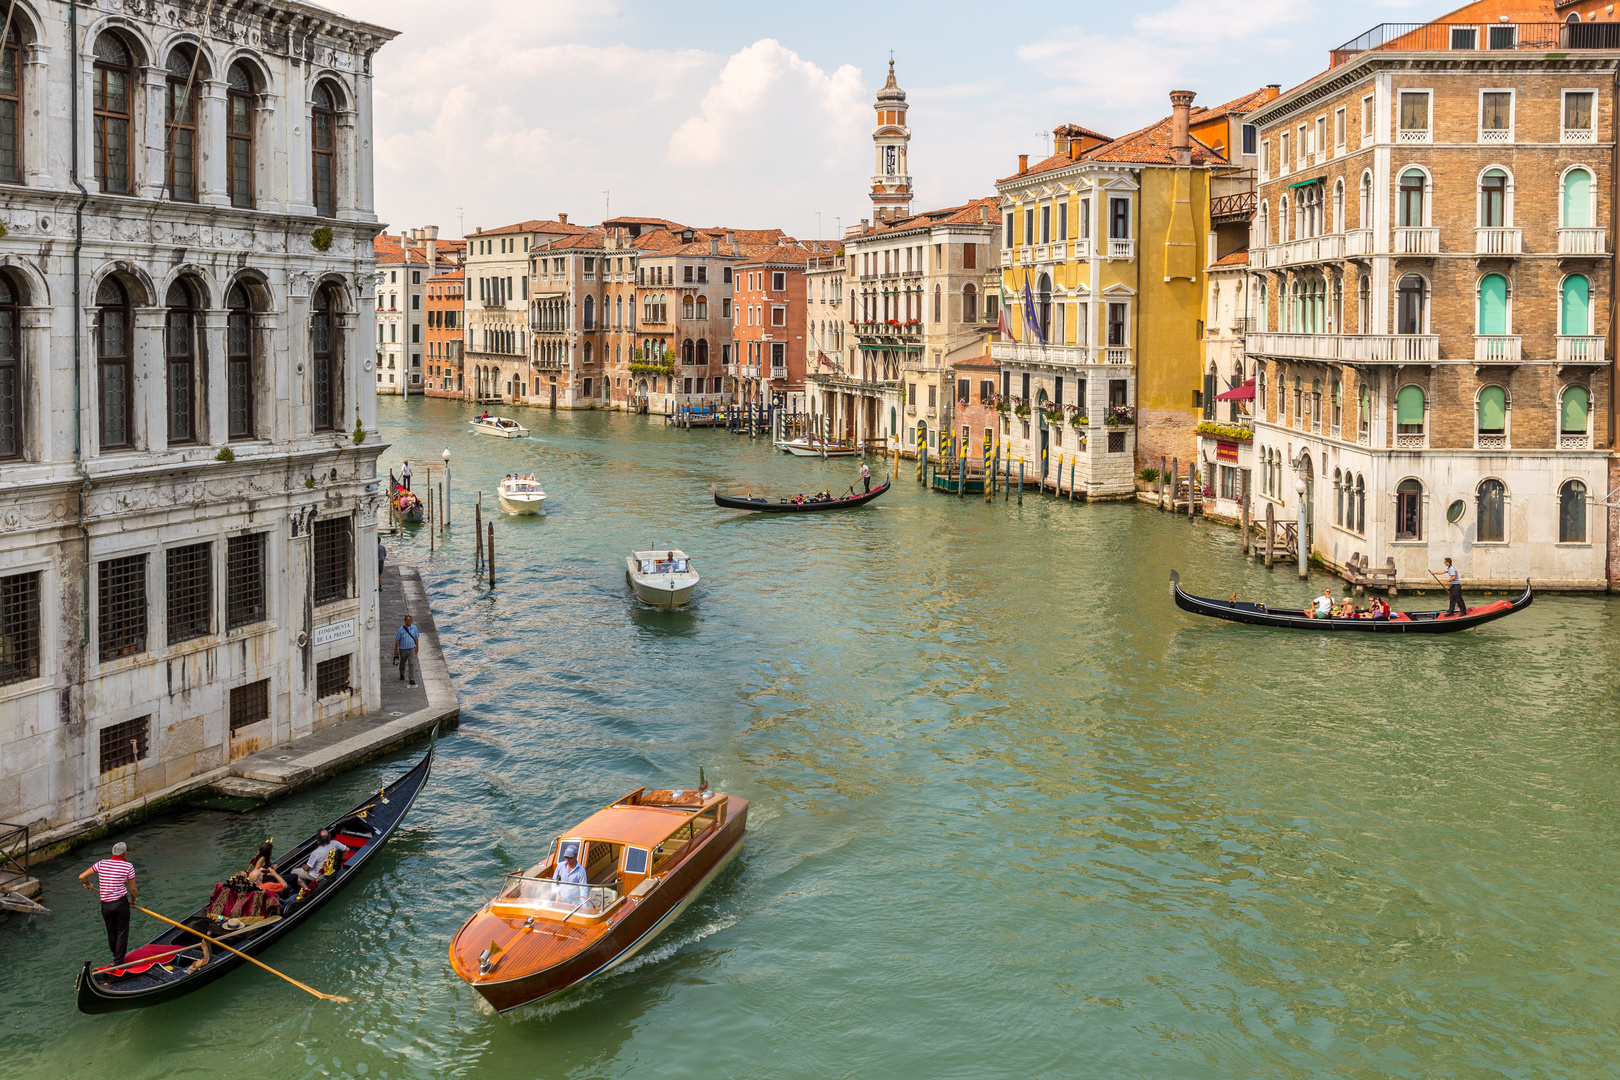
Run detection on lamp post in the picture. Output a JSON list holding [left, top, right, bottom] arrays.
[[442, 448, 452, 526], [1294, 477, 1308, 579]]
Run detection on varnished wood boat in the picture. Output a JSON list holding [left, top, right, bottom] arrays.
[[1170, 570, 1532, 633], [75, 734, 436, 1013], [714, 479, 889, 513], [450, 784, 747, 1013]]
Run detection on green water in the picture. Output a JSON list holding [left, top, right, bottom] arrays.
[[5, 395, 1620, 1079]]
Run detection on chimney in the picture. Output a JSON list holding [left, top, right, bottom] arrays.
[[725, 231, 735, 245], [1169, 90, 1196, 165], [1018, 153, 1029, 174], [979, 203, 989, 224], [1053, 127, 1070, 157], [423, 224, 439, 269], [1265, 83, 1281, 102], [710, 237, 719, 255], [559, 212, 568, 225]]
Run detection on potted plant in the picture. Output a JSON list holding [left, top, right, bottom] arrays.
[[1105, 405, 1136, 427], [1013, 399, 1031, 418], [995, 397, 1011, 416], [1042, 407, 1065, 426], [1068, 406, 1088, 426]]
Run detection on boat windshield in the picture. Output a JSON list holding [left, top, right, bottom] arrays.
[[498, 872, 619, 915]]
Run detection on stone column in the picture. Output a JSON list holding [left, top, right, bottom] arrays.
[[356, 276, 377, 433], [286, 274, 312, 436], [21, 44, 51, 188], [253, 310, 277, 442], [133, 306, 166, 451], [353, 65, 377, 218], [20, 304, 50, 462], [335, 111, 359, 222], [199, 78, 229, 208], [337, 310, 362, 435], [141, 65, 167, 200], [201, 307, 227, 445], [253, 91, 281, 214]]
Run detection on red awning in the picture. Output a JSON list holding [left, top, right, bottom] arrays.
[[1214, 380, 1255, 402]]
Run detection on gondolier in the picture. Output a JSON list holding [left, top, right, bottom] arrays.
[[859, 461, 871, 493], [79, 843, 137, 963], [400, 459, 412, 491], [1431, 558, 1464, 615]]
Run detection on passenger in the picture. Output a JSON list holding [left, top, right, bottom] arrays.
[[1313, 588, 1334, 618], [248, 860, 287, 900], [248, 839, 274, 875], [555, 842, 589, 906], [289, 829, 347, 897]]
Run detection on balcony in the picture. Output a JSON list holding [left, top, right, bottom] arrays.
[[1107, 238, 1135, 261], [1272, 233, 1345, 266], [1001, 249, 1013, 267], [1563, 126, 1596, 144], [1247, 332, 1439, 364], [1035, 243, 1051, 261], [1473, 335, 1521, 362], [1071, 238, 1092, 260], [1558, 228, 1605, 255], [1345, 228, 1375, 256], [1018, 249, 1034, 266], [989, 342, 1125, 369], [1477, 126, 1513, 144], [1557, 335, 1606, 363], [1560, 434, 1593, 450], [1330, 22, 1617, 68], [1209, 190, 1257, 224], [1474, 227, 1521, 255], [1393, 227, 1439, 254]]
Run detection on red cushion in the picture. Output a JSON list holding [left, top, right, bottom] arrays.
[[104, 943, 181, 976], [335, 834, 369, 850]]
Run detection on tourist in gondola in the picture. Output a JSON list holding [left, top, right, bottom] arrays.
[[290, 829, 347, 898], [1307, 587, 1333, 618]]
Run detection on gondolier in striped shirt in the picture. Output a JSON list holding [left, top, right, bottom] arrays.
[[79, 843, 138, 964]]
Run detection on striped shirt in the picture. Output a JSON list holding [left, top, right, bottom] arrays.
[[92, 858, 135, 902]]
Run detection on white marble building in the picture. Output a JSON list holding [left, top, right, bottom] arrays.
[[0, 0, 393, 842]]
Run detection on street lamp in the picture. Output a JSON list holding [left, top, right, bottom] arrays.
[[1293, 477, 1308, 579], [442, 448, 452, 526]]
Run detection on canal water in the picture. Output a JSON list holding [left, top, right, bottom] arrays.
[[5, 394, 1620, 1079]]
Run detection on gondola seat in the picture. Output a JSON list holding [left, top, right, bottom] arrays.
[[107, 944, 182, 977], [335, 834, 370, 864]]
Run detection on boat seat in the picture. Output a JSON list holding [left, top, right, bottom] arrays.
[[335, 834, 370, 863]]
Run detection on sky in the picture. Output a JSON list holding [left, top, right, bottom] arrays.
[[326, 0, 1441, 242]]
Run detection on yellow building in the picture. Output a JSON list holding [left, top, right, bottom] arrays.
[[993, 91, 1259, 496]]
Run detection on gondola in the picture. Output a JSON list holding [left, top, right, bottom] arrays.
[[75, 733, 437, 1014], [389, 473, 424, 523], [713, 479, 890, 513], [1170, 571, 1532, 634]]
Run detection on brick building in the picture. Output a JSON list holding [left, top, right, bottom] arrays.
[[950, 354, 1003, 471], [734, 245, 828, 412], [1246, 0, 1619, 588], [373, 227, 458, 395], [424, 269, 464, 397]]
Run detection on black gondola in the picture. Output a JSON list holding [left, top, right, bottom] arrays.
[[1170, 570, 1532, 633], [714, 479, 890, 513], [75, 733, 436, 1014]]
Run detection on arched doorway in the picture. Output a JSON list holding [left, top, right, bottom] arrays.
[[1036, 387, 1050, 475], [1299, 452, 1315, 544]]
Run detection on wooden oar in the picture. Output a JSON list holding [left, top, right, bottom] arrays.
[[135, 906, 351, 1003]]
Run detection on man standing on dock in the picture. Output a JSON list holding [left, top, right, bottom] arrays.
[[859, 460, 871, 494], [394, 613, 420, 687], [78, 842, 137, 964], [1432, 558, 1464, 616]]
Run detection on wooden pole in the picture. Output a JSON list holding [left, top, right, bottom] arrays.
[[439, 482, 445, 529], [134, 906, 351, 1003], [488, 522, 495, 588], [1159, 454, 1167, 510], [1069, 455, 1076, 502], [427, 483, 434, 554], [1241, 471, 1251, 555], [1017, 458, 1024, 504], [1188, 460, 1196, 520], [1265, 502, 1275, 568], [474, 495, 483, 570]]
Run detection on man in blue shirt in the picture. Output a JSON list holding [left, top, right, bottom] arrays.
[[555, 843, 589, 906], [393, 614, 420, 686], [1433, 558, 1464, 615]]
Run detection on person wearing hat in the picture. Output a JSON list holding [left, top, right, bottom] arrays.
[[79, 842, 138, 963], [555, 842, 589, 905]]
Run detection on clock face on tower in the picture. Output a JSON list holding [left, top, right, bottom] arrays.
[[884, 146, 896, 176]]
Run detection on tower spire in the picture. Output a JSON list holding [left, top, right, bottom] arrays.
[[871, 57, 912, 224]]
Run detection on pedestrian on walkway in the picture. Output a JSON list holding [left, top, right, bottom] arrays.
[[1430, 557, 1465, 615], [859, 460, 871, 494], [79, 842, 137, 963], [377, 539, 387, 589], [394, 613, 420, 687], [400, 459, 412, 491]]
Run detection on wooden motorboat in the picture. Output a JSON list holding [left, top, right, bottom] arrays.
[[497, 475, 547, 515], [391, 476, 424, 523], [714, 479, 889, 513], [450, 783, 747, 1013], [626, 549, 699, 608], [1170, 570, 1532, 634], [777, 437, 855, 458], [470, 415, 530, 438], [76, 734, 436, 1013]]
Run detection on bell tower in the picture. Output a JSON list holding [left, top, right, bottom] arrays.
[[871, 58, 912, 224]]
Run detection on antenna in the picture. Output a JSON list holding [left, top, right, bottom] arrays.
[[604, 190, 611, 222], [457, 206, 465, 237], [1035, 130, 1049, 157]]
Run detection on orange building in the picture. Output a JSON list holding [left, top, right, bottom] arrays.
[[733, 245, 823, 410], [425, 270, 464, 398]]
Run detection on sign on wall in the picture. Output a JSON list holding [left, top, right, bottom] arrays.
[[312, 619, 356, 648]]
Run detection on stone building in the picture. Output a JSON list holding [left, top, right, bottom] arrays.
[[463, 216, 583, 405], [1245, 0, 1619, 588], [805, 248, 846, 407], [373, 226, 456, 396], [0, 1, 393, 840]]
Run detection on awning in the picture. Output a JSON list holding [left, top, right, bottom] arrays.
[[1287, 176, 1325, 189], [1214, 379, 1255, 402]]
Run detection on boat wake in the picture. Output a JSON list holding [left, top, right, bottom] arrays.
[[606, 912, 739, 981]]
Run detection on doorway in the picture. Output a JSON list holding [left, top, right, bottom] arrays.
[[549, 377, 557, 408]]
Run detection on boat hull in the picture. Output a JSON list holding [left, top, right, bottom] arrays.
[[498, 494, 546, 515], [626, 571, 698, 608], [463, 800, 748, 1014], [470, 421, 529, 438], [714, 480, 889, 513], [782, 441, 854, 458], [1169, 570, 1532, 633]]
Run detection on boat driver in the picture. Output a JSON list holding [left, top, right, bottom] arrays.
[[556, 843, 589, 906]]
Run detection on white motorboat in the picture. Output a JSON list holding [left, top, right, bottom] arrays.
[[470, 415, 530, 438], [777, 437, 855, 458], [626, 549, 700, 609], [497, 475, 547, 515]]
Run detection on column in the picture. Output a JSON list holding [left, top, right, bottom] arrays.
[[133, 306, 166, 451], [199, 78, 229, 207], [337, 311, 361, 434], [21, 44, 51, 188], [202, 307, 227, 446], [20, 305, 51, 462], [141, 65, 167, 200]]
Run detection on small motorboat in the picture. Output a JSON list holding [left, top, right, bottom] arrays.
[[626, 549, 699, 608], [1169, 571, 1532, 634], [390, 475, 424, 523], [450, 780, 747, 1013], [470, 415, 530, 438], [714, 480, 889, 513], [497, 475, 546, 515], [777, 437, 855, 458], [76, 733, 436, 1013]]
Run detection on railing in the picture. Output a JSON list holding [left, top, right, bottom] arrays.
[[1558, 228, 1605, 255], [989, 342, 1093, 368], [1330, 23, 1610, 67], [1344, 228, 1375, 256], [1560, 433, 1592, 450], [1394, 227, 1439, 254], [1476, 433, 1507, 450], [1564, 127, 1596, 144], [0, 822, 30, 883], [1247, 332, 1439, 363], [1001, 249, 1013, 267], [1474, 335, 1521, 362], [1103, 346, 1130, 364], [1274, 233, 1345, 265], [1018, 249, 1034, 265], [1209, 190, 1257, 222], [1395, 433, 1427, 449], [1478, 126, 1514, 144], [1035, 243, 1051, 261], [496, 872, 620, 917], [1557, 335, 1605, 363], [1107, 238, 1135, 260], [1475, 227, 1521, 255], [1071, 238, 1092, 260]]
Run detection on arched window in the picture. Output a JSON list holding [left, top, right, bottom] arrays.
[[227, 63, 256, 209], [1480, 168, 1508, 227], [681, 295, 693, 320], [0, 274, 19, 459], [1332, 378, 1342, 429], [311, 285, 339, 431], [1354, 474, 1366, 533], [1359, 384, 1371, 437], [1560, 479, 1588, 543], [1334, 467, 1344, 524], [164, 48, 201, 201], [1396, 478, 1423, 539], [1359, 172, 1372, 228], [1561, 385, 1590, 435], [1258, 202, 1269, 247], [963, 284, 978, 323], [934, 283, 942, 323], [697, 338, 708, 365], [1478, 273, 1508, 335], [97, 278, 133, 449], [165, 280, 201, 444], [1477, 478, 1506, 542], [696, 296, 708, 320], [1396, 385, 1425, 435], [584, 341, 592, 365], [1563, 167, 1593, 228], [1396, 274, 1425, 334], [1357, 274, 1370, 331], [1561, 274, 1590, 335], [311, 82, 338, 217], [93, 34, 134, 195], [1477, 385, 1507, 438], [584, 295, 595, 329], [1398, 168, 1425, 227], [682, 338, 694, 365], [227, 283, 254, 439], [1278, 195, 1289, 242], [0, 24, 23, 184]]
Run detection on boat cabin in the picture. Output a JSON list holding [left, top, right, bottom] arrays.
[[490, 789, 729, 926]]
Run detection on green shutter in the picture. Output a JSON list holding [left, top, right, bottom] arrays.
[[1562, 387, 1589, 434], [1478, 275, 1507, 335], [1396, 385, 1425, 425], [1478, 386, 1506, 430], [1564, 169, 1592, 228], [1562, 275, 1589, 335]]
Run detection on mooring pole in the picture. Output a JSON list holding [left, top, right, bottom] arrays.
[[1017, 458, 1023, 504], [1265, 502, 1275, 569], [474, 495, 483, 571], [488, 522, 495, 588]]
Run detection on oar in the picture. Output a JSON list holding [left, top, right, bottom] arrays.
[[135, 906, 351, 1003], [91, 918, 274, 973]]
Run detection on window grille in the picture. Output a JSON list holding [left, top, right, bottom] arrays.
[[316, 654, 350, 698], [226, 532, 266, 629], [99, 715, 150, 773], [313, 517, 351, 605], [0, 570, 40, 686], [1108, 430, 1127, 454], [229, 678, 270, 733], [98, 554, 146, 661], [166, 542, 212, 644]]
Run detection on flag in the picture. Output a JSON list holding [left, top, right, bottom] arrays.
[[998, 280, 1014, 340], [1021, 272, 1046, 346]]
